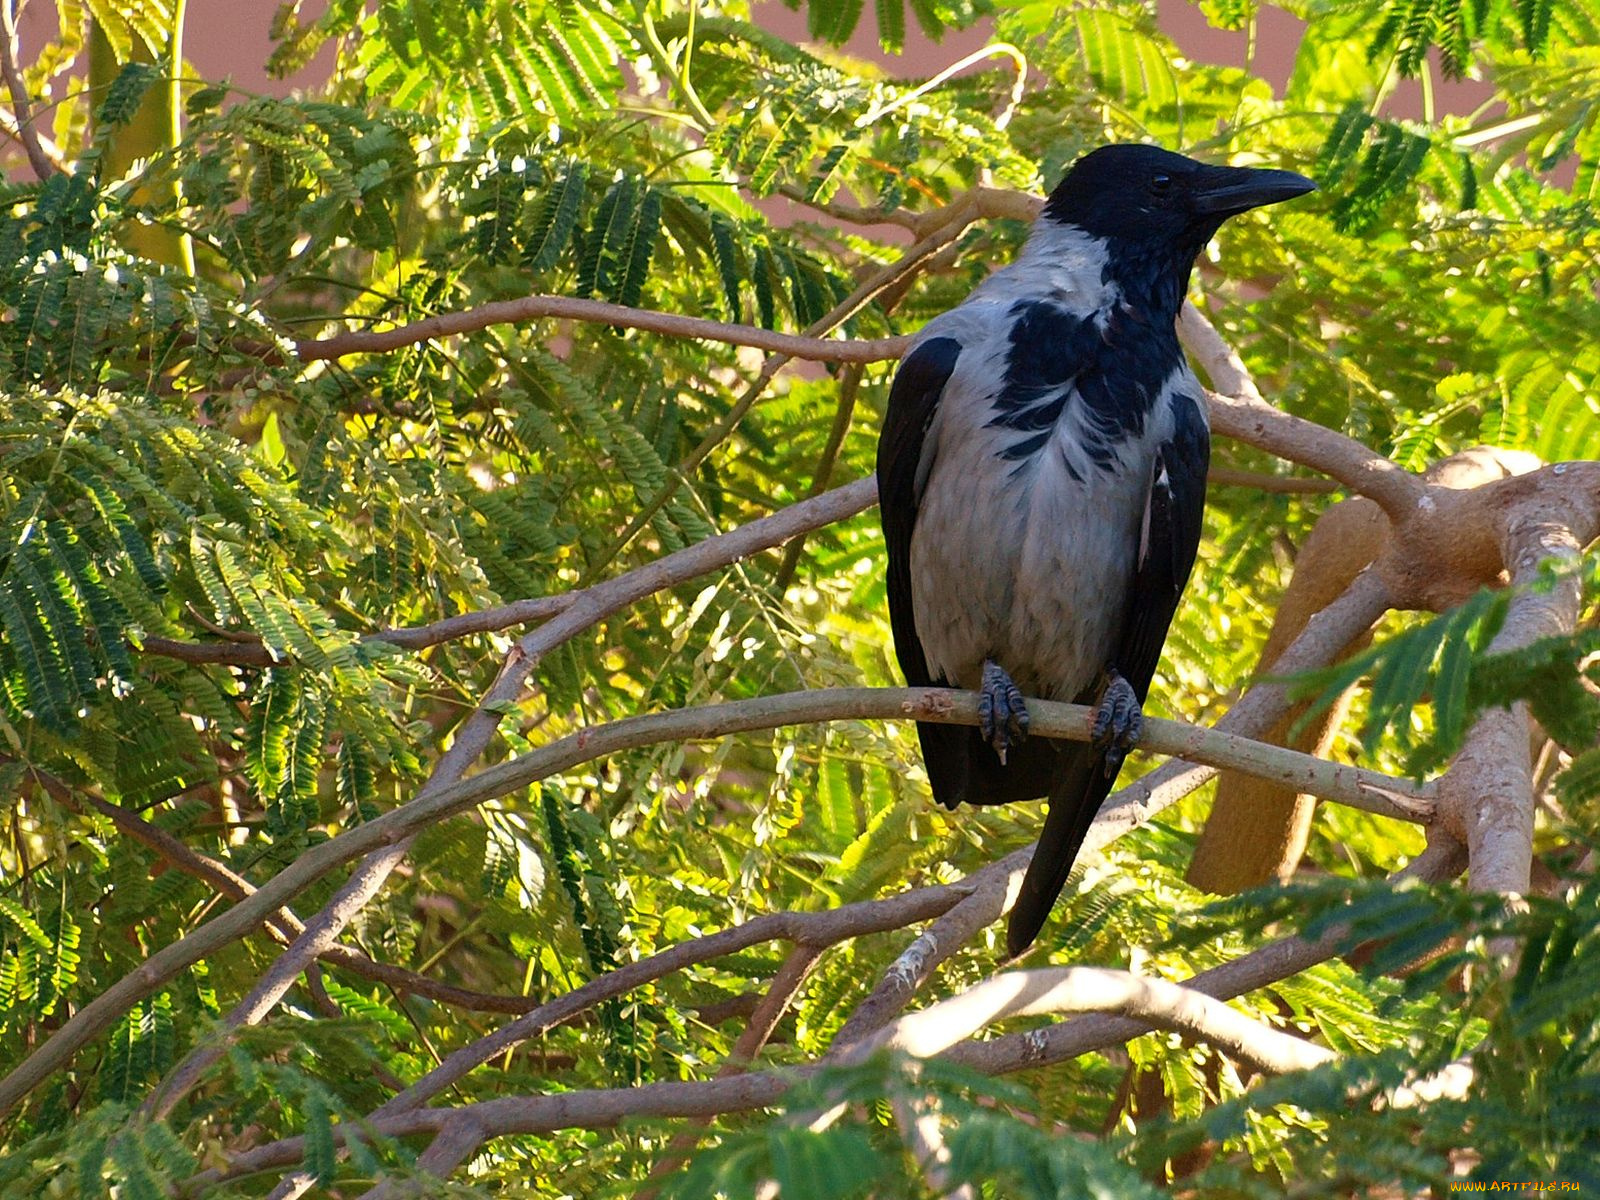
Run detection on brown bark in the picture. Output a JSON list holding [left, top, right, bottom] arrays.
[[1187, 498, 1384, 891], [1187, 447, 1542, 894]]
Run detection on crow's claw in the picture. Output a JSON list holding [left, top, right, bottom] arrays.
[[979, 659, 1030, 765], [1092, 670, 1143, 777]]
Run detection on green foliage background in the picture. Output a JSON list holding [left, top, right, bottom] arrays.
[[2, 0, 1600, 1194]]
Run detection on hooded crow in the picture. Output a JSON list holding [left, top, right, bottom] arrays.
[[876, 144, 1315, 956]]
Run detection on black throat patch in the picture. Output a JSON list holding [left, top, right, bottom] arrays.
[[987, 298, 1183, 478]]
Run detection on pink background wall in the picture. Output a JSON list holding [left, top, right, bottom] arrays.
[[11, 1, 1487, 124]]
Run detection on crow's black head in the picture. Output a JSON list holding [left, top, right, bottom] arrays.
[[1041, 143, 1315, 311], [1043, 143, 1315, 243]]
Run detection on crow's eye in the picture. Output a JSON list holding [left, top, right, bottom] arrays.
[[1149, 174, 1173, 196]]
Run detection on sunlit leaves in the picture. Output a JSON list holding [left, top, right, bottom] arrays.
[[4, 0, 1600, 1194]]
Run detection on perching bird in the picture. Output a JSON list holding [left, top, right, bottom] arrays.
[[876, 145, 1314, 956]]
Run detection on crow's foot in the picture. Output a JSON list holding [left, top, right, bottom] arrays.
[[978, 659, 1030, 765], [1091, 670, 1142, 777]]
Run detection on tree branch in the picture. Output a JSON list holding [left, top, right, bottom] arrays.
[[893, 1085, 973, 1200], [0, 101, 63, 174], [146, 840, 414, 1119], [0, 0, 57, 181], [141, 588, 585, 666], [0, 677, 1433, 1121], [849, 966, 1335, 1075], [139, 636, 278, 667], [1177, 303, 1425, 521], [294, 293, 910, 364], [1438, 478, 1598, 896], [835, 567, 1400, 1047], [181, 838, 1469, 1194], [943, 834, 1467, 1076]]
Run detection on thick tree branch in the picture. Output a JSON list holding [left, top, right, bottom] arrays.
[[1438, 476, 1599, 896]]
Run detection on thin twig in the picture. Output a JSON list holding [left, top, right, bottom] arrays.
[[775, 185, 921, 231], [775, 362, 864, 590], [853, 42, 1028, 132], [138, 592, 582, 666], [295, 293, 910, 364]]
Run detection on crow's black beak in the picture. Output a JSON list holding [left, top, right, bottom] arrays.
[[1192, 167, 1317, 215]]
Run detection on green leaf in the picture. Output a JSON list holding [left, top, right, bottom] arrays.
[[0, 897, 51, 948]]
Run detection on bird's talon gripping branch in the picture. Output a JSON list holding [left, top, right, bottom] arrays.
[[1092, 671, 1143, 777], [979, 659, 1030, 764]]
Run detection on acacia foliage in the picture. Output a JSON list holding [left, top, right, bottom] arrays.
[[1, 0, 1599, 1195]]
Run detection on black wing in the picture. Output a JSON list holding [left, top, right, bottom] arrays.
[[876, 336, 961, 697], [876, 337, 978, 807], [1112, 391, 1210, 705], [1006, 392, 1210, 956]]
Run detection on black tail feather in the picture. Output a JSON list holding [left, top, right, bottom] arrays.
[[1006, 746, 1119, 957]]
